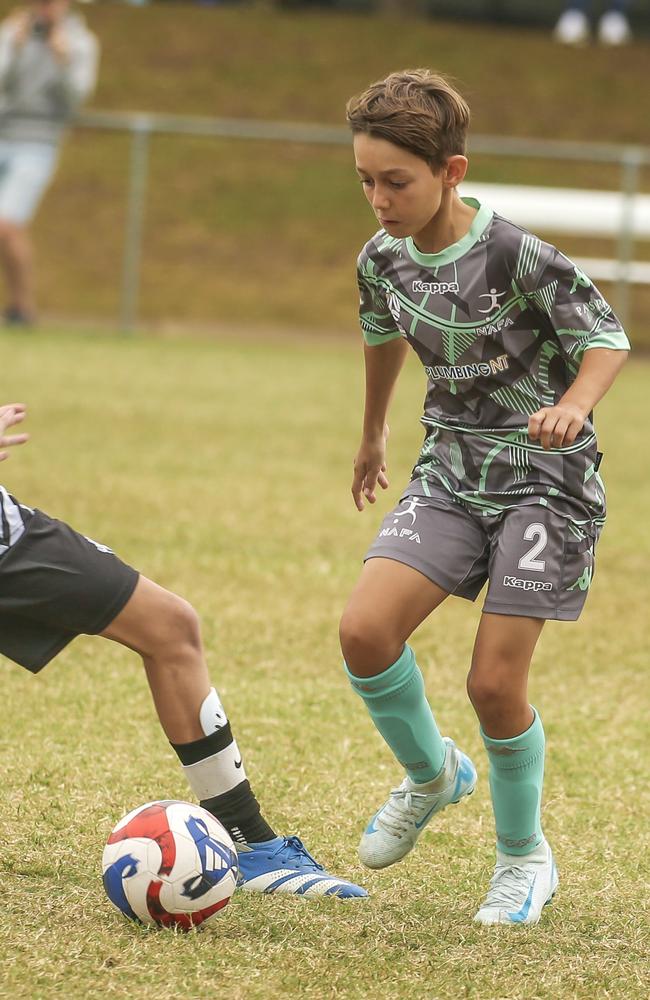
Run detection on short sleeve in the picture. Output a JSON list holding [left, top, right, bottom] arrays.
[[357, 252, 403, 346], [525, 249, 631, 361]]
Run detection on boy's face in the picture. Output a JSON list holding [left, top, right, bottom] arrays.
[[353, 133, 465, 240]]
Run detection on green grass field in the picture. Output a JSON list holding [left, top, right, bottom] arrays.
[[1, 329, 648, 999]]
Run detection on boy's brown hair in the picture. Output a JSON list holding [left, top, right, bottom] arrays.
[[346, 69, 470, 169]]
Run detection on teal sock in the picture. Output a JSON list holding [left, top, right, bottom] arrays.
[[345, 644, 446, 783], [481, 708, 545, 856]]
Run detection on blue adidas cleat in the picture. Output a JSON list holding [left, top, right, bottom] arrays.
[[237, 836, 368, 898]]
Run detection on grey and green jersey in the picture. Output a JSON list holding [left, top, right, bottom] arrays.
[[357, 198, 630, 531]]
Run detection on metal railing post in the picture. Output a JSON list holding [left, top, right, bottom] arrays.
[[120, 117, 150, 334], [616, 147, 642, 332]]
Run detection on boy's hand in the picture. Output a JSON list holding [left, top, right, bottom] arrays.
[[528, 403, 586, 450], [0, 403, 29, 461], [351, 424, 389, 511]]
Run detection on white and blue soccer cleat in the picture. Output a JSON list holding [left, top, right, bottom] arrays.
[[237, 836, 368, 898], [474, 838, 558, 926], [359, 737, 477, 870]]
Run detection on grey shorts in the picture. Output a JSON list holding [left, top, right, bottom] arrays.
[[0, 508, 139, 673], [365, 493, 598, 621]]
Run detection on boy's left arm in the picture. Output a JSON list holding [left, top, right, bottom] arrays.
[[0, 402, 28, 461], [529, 346, 628, 451]]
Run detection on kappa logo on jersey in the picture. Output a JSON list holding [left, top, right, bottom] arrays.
[[412, 280, 459, 294], [477, 287, 507, 313], [570, 266, 591, 294], [503, 575, 553, 592], [378, 497, 427, 544]]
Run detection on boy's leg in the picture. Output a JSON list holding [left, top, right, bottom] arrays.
[[100, 576, 275, 844], [468, 614, 557, 926], [340, 557, 449, 776], [102, 576, 367, 898], [340, 556, 476, 869], [469, 506, 596, 923]]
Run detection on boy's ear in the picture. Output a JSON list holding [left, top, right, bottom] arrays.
[[444, 155, 469, 188]]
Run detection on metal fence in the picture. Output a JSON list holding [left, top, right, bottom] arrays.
[[76, 109, 650, 333]]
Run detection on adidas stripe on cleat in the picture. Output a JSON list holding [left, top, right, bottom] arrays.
[[237, 836, 368, 898]]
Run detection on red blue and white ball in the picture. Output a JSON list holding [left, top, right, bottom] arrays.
[[102, 800, 238, 929]]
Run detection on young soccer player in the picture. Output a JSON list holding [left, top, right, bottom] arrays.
[[339, 70, 629, 925], [0, 402, 366, 899]]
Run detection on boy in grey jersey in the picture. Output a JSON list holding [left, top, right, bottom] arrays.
[[338, 69, 629, 926]]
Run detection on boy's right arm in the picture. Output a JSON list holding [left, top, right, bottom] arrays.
[[351, 338, 409, 511]]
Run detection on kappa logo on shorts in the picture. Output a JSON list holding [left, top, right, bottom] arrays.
[[379, 497, 428, 545], [567, 566, 593, 592], [503, 575, 553, 593]]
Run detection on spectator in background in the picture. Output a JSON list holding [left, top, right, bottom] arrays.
[[0, 1, 99, 326], [554, 1, 632, 45]]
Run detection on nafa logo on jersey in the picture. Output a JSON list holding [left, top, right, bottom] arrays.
[[379, 497, 427, 544], [477, 288, 507, 313]]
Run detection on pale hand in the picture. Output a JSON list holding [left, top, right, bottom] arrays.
[[0, 403, 29, 461], [528, 402, 586, 450], [351, 424, 390, 512]]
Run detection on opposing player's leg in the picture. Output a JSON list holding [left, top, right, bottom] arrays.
[[100, 575, 366, 898], [467, 612, 557, 925], [0, 508, 366, 898], [340, 497, 483, 868]]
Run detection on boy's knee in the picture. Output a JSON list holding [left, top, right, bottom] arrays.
[[152, 592, 201, 653], [169, 595, 201, 647], [466, 666, 514, 715], [339, 608, 402, 676]]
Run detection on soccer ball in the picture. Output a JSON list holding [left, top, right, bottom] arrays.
[[102, 800, 238, 930]]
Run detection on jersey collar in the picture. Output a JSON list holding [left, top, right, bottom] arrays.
[[404, 198, 493, 268]]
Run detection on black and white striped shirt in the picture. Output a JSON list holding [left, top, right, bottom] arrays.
[[0, 485, 31, 557]]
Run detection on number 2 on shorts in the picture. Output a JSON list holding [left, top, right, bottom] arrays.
[[518, 522, 548, 572]]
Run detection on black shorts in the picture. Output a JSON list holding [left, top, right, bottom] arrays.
[[0, 509, 139, 673]]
